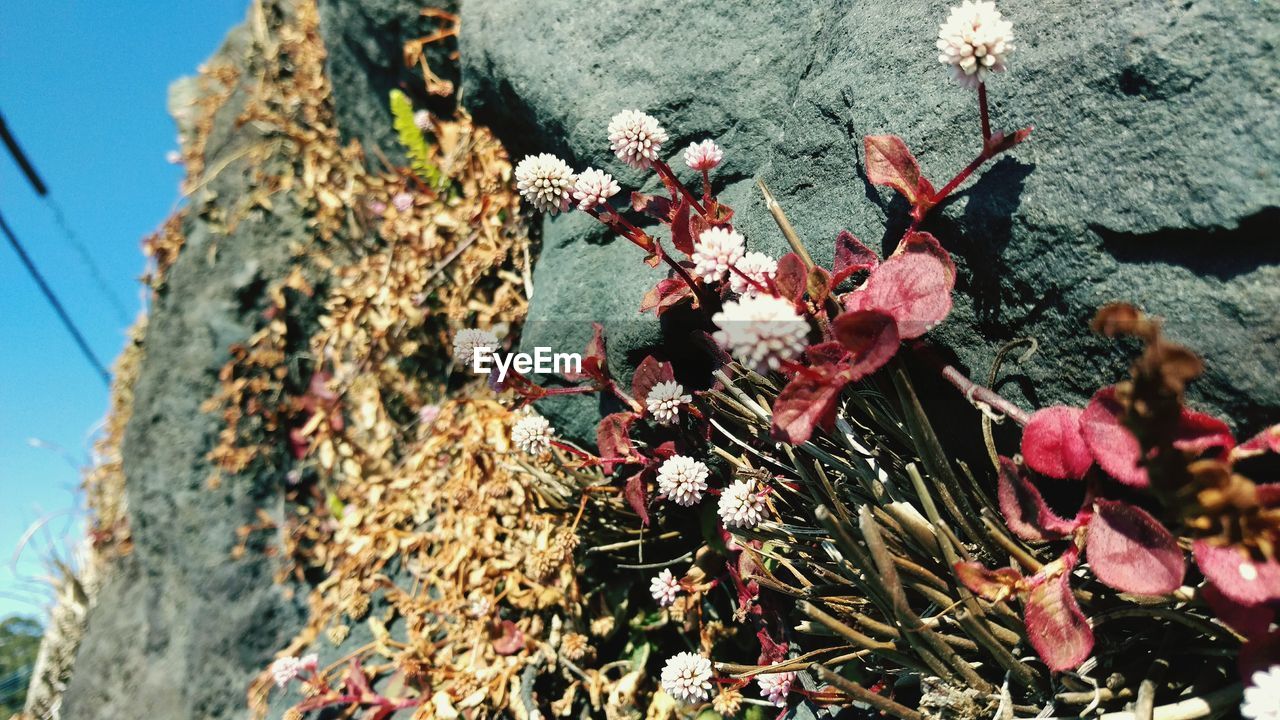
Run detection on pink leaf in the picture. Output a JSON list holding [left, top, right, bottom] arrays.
[[596, 412, 638, 474], [1086, 500, 1184, 595], [833, 230, 879, 284], [985, 126, 1033, 156], [640, 277, 696, 315], [669, 199, 694, 256], [1173, 409, 1235, 457], [631, 355, 675, 406], [842, 246, 953, 340], [996, 457, 1077, 542], [492, 620, 525, 655], [831, 309, 900, 378], [1080, 386, 1148, 488], [896, 231, 957, 283], [1022, 406, 1093, 480], [774, 253, 807, 302], [954, 562, 1024, 602], [1201, 583, 1274, 639], [631, 191, 674, 222], [864, 135, 935, 208], [805, 341, 849, 368], [771, 374, 843, 444], [1233, 424, 1280, 462], [1193, 540, 1280, 606], [1024, 565, 1094, 671], [624, 470, 651, 526], [563, 323, 610, 382]]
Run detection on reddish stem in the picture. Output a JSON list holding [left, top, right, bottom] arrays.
[[654, 161, 707, 216], [939, 364, 1031, 426], [700, 168, 712, 204], [928, 149, 992, 207], [978, 82, 992, 141], [541, 385, 600, 397], [589, 206, 710, 308]]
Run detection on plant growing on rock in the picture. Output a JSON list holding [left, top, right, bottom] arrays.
[[490, 1, 1276, 717]]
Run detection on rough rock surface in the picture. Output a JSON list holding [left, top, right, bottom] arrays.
[[461, 0, 1280, 441], [60, 12, 309, 719]]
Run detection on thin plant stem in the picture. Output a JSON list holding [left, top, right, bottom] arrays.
[[653, 161, 707, 216], [978, 82, 992, 141]]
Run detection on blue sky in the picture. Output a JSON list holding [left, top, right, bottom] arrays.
[[1, 1, 248, 620]]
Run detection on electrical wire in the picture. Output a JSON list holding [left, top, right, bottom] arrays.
[[0, 208, 111, 386]]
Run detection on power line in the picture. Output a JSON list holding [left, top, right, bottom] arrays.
[[0, 109, 132, 324], [0, 208, 111, 386]]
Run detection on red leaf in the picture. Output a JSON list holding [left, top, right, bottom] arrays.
[[1233, 424, 1280, 462], [1193, 540, 1280, 606], [807, 265, 833, 304], [805, 341, 848, 368], [1201, 583, 1274, 639], [624, 470, 651, 526], [897, 231, 956, 283], [669, 199, 694, 256], [492, 620, 525, 655], [1173, 410, 1235, 457], [864, 135, 935, 208], [770, 374, 843, 444], [345, 658, 373, 696], [985, 126, 1033, 156], [1022, 406, 1093, 480], [631, 355, 675, 405], [640, 277, 696, 315], [1080, 386, 1148, 488], [954, 562, 1024, 602], [596, 412, 638, 474], [831, 309, 900, 378], [774, 253, 807, 302], [842, 246, 953, 340], [1086, 500, 1184, 595], [1024, 563, 1094, 671], [833, 230, 879, 285], [996, 457, 1077, 542], [631, 192, 673, 222], [563, 323, 610, 382]]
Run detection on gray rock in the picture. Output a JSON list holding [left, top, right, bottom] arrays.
[[62, 5, 314, 718], [461, 0, 1280, 441]]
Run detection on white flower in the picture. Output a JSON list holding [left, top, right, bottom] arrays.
[[413, 109, 432, 132], [661, 652, 714, 705], [512, 414, 556, 456], [392, 191, 414, 213], [452, 328, 499, 367], [515, 153, 576, 213], [684, 140, 723, 172], [271, 656, 300, 688], [1243, 665, 1280, 720], [646, 381, 691, 425], [467, 595, 492, 618], [937, 1, 1015, 89], [608, 110, 669, 170], [298, 653, 319, 673], [718, 479, 767, 529], [656, 455, 710, 506], [573, 167, 621, 210], [649, 568, 682, 607], [729, 251, 778, 296], [757, 668, 796, 708], [692, 227, 746, 283], [165, 149, 182, 164], [711, 294, 809, 373]]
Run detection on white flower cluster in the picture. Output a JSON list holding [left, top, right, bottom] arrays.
[[757, 668, 796, 707], [512, 414, 555, 455], [711, 294, 809, 373], [661, 652, 714, 705], [646, 380, 692, 425], [729, 251, 778, 297], [937, 1, 1015, 89], [1242, 665, 1280, 720], [573, 167, 620, 210], [717, 479, 767, 529], [514, 152, 576, 213], [656, 455, 710, 506], [649, 568, 682, 607], [608, 109, 669, 170], [692, 227, 746, 283], [452, 328, 498, 367], [684, 139, 723, 171], [270, 653, 318, 688]]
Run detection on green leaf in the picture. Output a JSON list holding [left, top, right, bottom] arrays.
[[389, 89, 444, 188]]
